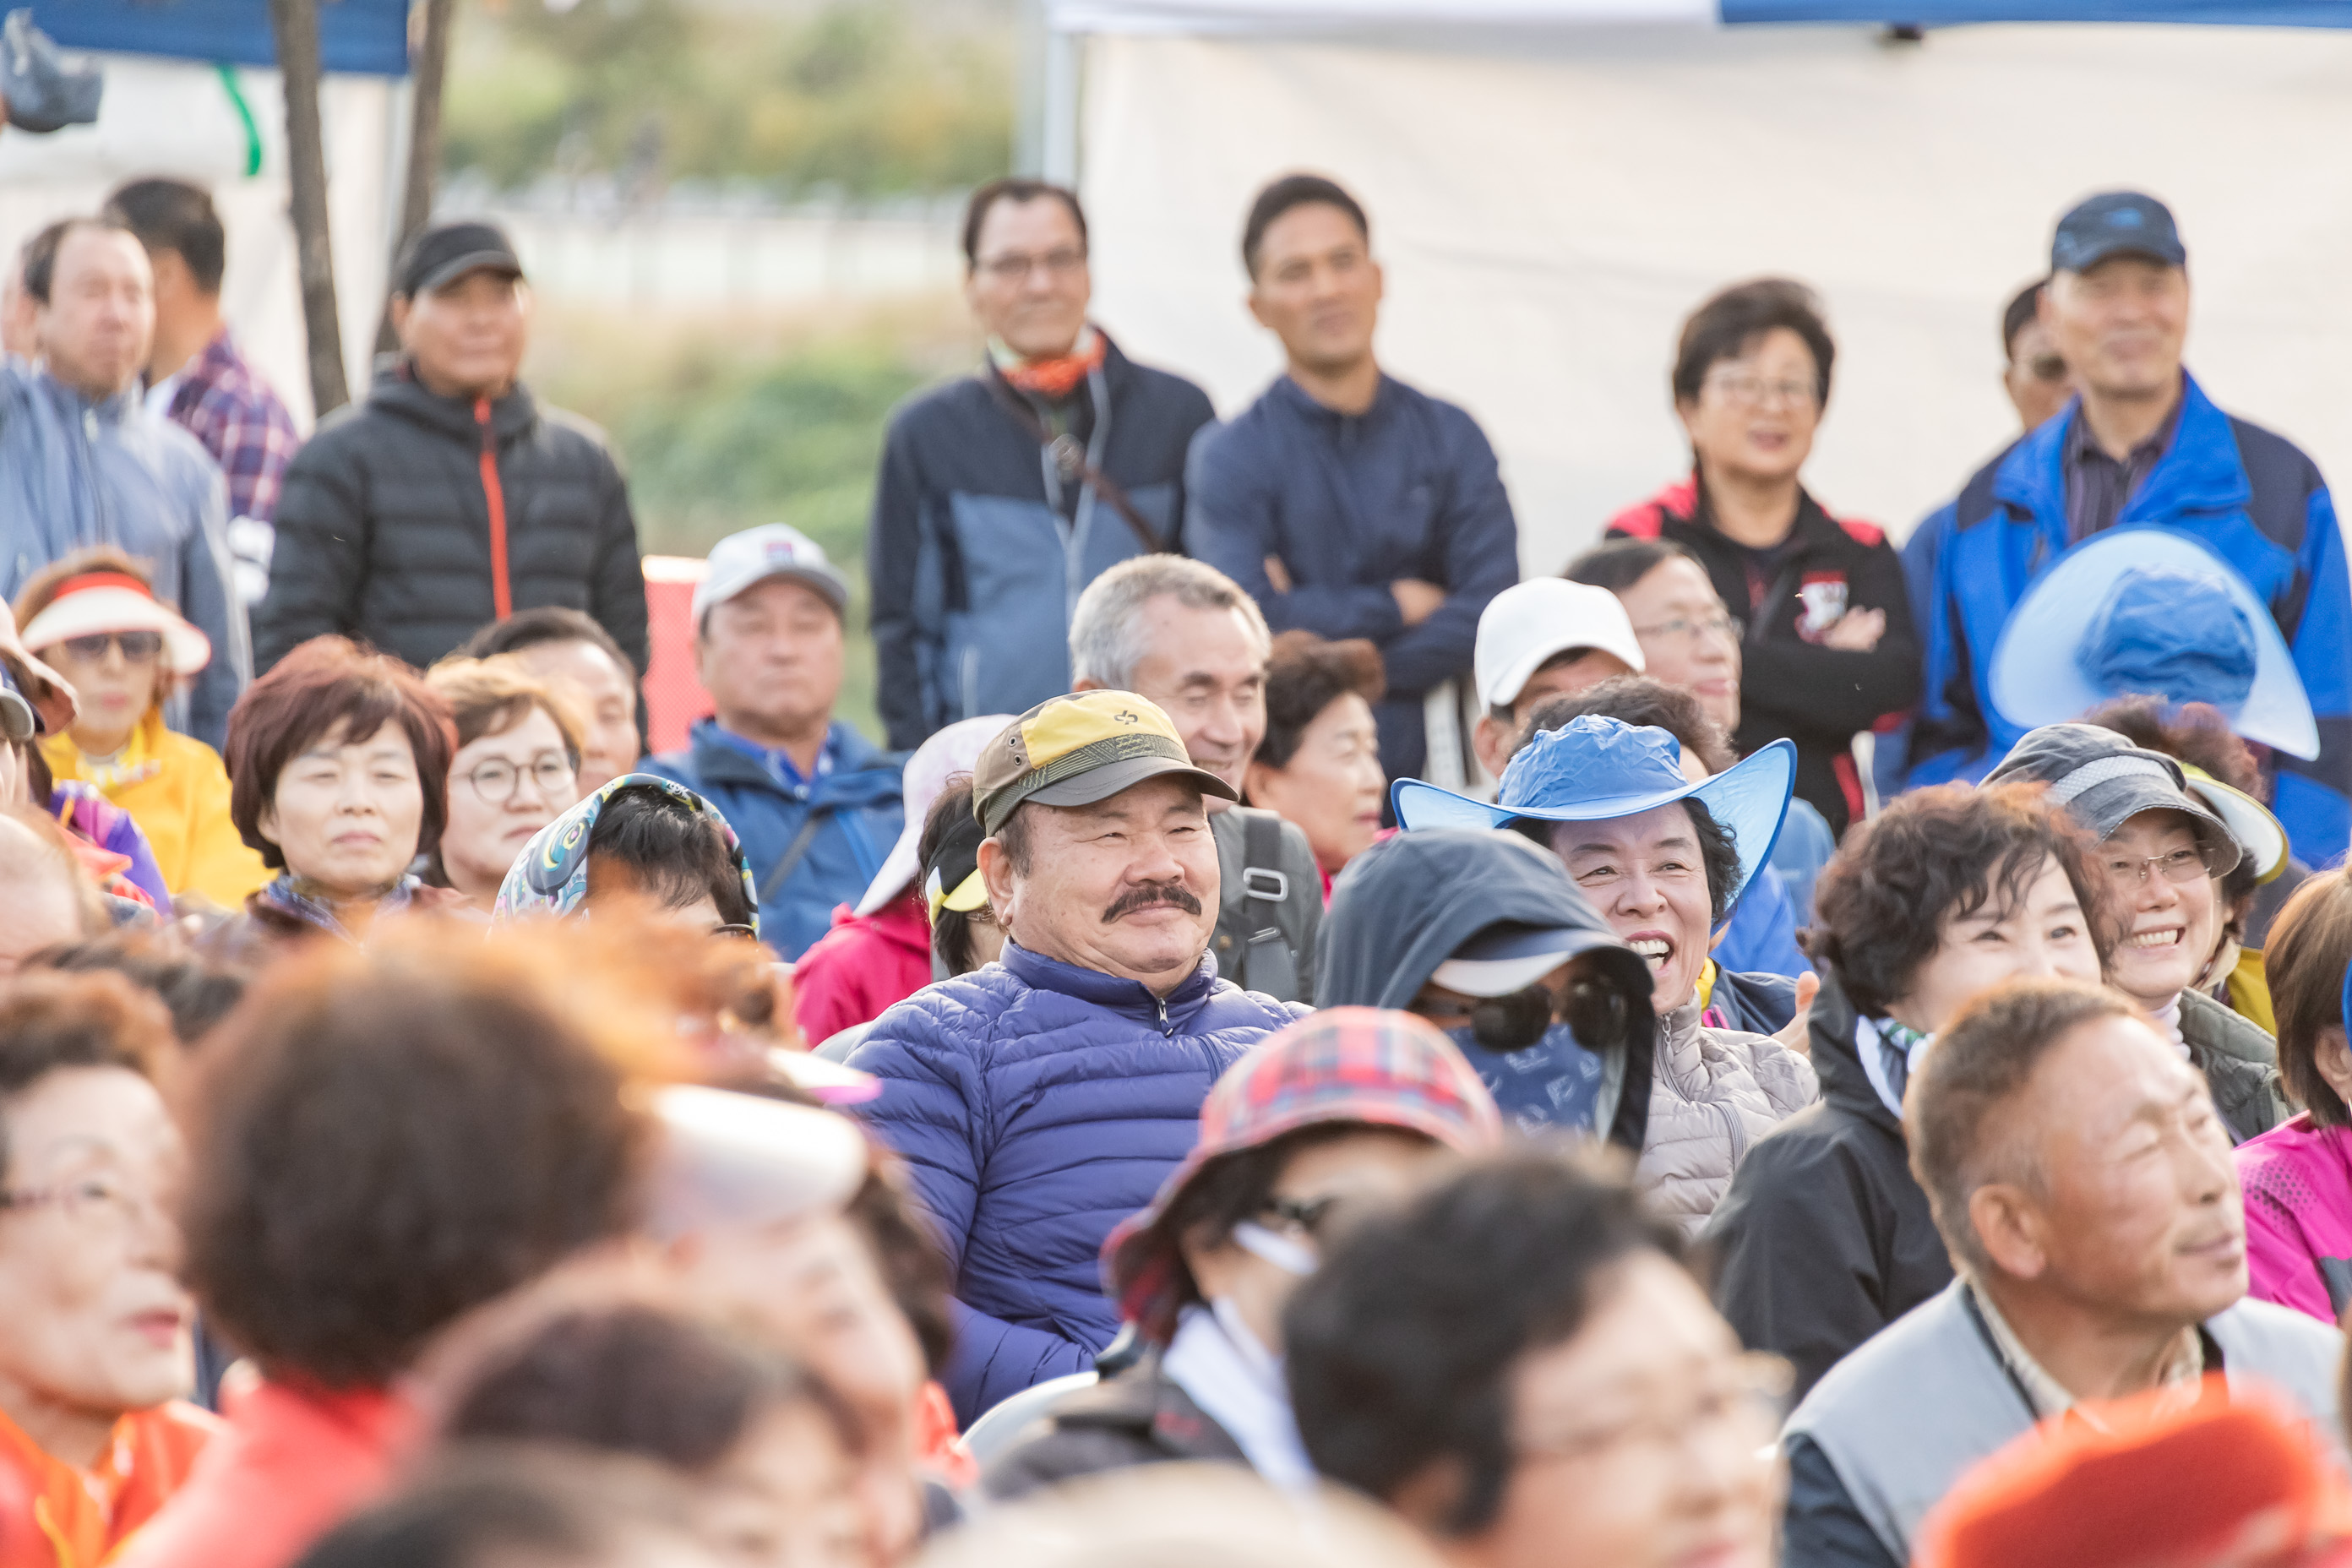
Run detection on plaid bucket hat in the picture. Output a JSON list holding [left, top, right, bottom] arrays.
[[1102, 1007, 1503, 1346]]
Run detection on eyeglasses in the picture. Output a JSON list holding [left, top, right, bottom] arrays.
[[1633, 612, 1743, 646], [2100, 842, 2224, 889], [1703, 371, 1820, 411], [1515, 1352, 1793, 1470], [464, 752, 577, 804], [58, 631, 165, 665], [976, 247, 1087, 283], [0, 1176, 162, 1236]]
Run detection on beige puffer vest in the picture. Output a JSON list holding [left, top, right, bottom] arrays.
[[1635, 998, 1820, 1234]]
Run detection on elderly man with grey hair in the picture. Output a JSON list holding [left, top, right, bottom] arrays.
[[1069, 555, 1320, 1001]]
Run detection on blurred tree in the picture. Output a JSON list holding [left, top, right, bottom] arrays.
[[444, 0, 1013, 198]]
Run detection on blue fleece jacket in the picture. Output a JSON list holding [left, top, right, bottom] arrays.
[[1901, 376, 2351, 864], [1185, 374, 1520, 784], [643, 718, 903, 961], [847, 942, 1302, 1425]]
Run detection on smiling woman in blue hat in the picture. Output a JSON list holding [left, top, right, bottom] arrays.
[[1394, 716, 1818, 1230]]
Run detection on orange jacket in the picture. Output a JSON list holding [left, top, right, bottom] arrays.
[[0, 1402, 220, 1568]]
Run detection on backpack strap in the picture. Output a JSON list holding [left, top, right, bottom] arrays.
[[1239, 808, 1298, 1000]]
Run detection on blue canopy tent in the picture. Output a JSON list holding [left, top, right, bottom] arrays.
[[24, 0, 411, 74]]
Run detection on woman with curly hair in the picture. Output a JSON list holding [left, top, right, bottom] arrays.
[[1703, 784, 2108, 1398], [116, 924, 652, 1568]]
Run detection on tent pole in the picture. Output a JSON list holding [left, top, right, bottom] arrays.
[[270, 0, 351, 416], [377, 0, 454, 356], [1015, 0, 1048, 176], [1042, 24, 1079, 186]]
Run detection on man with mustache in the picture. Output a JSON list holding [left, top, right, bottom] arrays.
[[849, 691, 1304, 1426], [1778, 978, 2341, 1568]]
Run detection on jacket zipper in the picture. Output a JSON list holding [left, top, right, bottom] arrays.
[[476, 396, 513, 619], [1155, 995, 1172, 1037]]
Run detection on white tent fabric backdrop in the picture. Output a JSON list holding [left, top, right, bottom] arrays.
[[1075, 21, 2352, 571]]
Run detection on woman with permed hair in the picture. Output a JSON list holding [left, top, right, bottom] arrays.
[[115, 923, 653, 1568], [1703, 783, 2110, 1398]]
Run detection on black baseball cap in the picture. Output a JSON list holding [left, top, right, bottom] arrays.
[[1984, 721, 2240, 875], [393, 220, 525, 298], [2051, 191, 2186, 275]]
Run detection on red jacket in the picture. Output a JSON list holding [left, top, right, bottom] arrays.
[[111, 1382, 413, 1568], [791, 893, 933, 1047]]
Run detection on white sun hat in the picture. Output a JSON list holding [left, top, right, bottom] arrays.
[[852, 712, 1014, 917], [1473, 580, 1645, 713], [19, 568, 212, 674]]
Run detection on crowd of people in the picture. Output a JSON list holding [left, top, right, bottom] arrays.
[[3, 141, 2352, 1568]]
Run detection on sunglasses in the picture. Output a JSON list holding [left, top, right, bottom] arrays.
[[58, 631, 165, 665]]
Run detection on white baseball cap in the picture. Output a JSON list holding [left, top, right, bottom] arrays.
[[1473, 580, 1645, 713], [692, 524, 851, 623]]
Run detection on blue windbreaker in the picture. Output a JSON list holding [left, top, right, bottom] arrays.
[[1902, 375, 2351, 865], [847, 942, 1301, 1426], [643, 718, 904, 961]]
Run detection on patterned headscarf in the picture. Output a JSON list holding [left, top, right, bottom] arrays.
[[493, 772, 758, 935]]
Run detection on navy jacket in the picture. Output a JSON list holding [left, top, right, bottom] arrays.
[[1902, 375, 2351, 864], [643, 719, 904, 961], [1185, 375, 1520, 783], [847, 943, 1301, 1425], [866, 337, 1214, 751]]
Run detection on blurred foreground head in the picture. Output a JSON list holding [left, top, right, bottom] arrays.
[[1914, 1381, 2352, 1568], [920, 1464, 1440, 1568], [181, 921, 654, 1388], [1283, 1146, 1781, 1568]]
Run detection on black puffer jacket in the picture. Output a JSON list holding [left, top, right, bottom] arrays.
[[1701, 966, 1952, 1402], [255, 365, 648, 675]]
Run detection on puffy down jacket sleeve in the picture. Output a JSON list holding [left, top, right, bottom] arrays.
[[255, 433, 369, 672]]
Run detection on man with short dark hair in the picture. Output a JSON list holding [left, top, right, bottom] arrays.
[[1187, 173, 1519, 788], [1068, 554, 1320, 1001], [0, 216, 247, 749], [1903, 192, 2352, 868], [104, 177, 299, 606], [1779, 977, 2342, 1568], [641, 524, 903, 961], [2001, 277, 2071, 434], [254, 220, 648, 680], [867, 178, 1214, 751], [849, 691, 1301, 1424]]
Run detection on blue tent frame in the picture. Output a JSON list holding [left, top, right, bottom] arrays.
[[29, 0, 411, 76]]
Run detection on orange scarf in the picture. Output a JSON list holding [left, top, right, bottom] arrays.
[[0, 1402, 220, 1568], [994, 328, 1104, 401]]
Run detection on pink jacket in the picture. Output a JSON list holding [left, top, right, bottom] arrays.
[[2236, 1112, 2352, 1325], [790, 893, 932, 1047]]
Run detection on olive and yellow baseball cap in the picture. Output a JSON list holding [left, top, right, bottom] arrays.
[[972, 691, 1238, 836]]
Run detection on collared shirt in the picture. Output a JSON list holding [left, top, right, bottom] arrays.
[[1968, 1278, 2204, 1420], [161, 329, 302, 605], [2065, 390, 2185, 544], [708, 722, 841, 798]]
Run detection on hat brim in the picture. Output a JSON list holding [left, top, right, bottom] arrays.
[[1989, 530, 2317, 760], [640, 1086, 868, 1240], [1429, 923, 1629, 998], [2180, 774, 2287, 885], [20, 587, 211, 674], [766, 1047, 881, 1107], [694, 565, 852, 624], [411, 252, 525, 296], [1391, 737, 1796, 922], [2066, 774, 2244, 879], [1018, 754, 1240, 818]]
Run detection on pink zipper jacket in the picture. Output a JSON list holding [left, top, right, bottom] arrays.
[[2235, 1111, 2352, 1325]]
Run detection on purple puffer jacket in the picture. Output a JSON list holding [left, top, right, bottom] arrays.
[[2236, 1111, 2352, 1324]]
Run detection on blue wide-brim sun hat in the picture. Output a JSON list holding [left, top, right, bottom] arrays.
[[1989, 529, 2317, 760], [1391, 716, 1795, 923]]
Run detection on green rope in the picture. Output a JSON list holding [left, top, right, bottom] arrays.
[[214, 63, 264, 177]]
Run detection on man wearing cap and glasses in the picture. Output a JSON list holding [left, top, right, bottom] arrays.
[[644, 524, 906, 961], [847, 690, 1303, 1428], [1903, 191, 2351, 870], [254, 220, 649, 686], [0, 215, 247, 750]]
